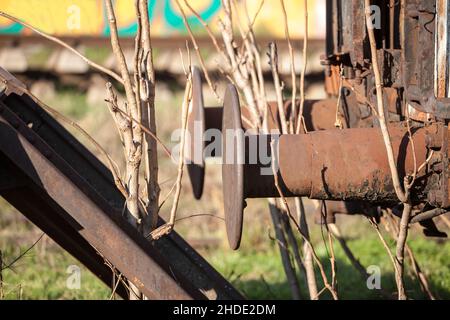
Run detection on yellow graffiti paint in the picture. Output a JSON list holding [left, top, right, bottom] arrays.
[[0, 0, 325, 39], [0, 0, 103, 35]]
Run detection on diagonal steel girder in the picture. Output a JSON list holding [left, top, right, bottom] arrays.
[[0, 89, 243, 300]]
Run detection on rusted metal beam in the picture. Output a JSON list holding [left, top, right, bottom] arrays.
[[0, 113, 201, 299], [0, 81, 243, 299], [0, 169, 129, 299]]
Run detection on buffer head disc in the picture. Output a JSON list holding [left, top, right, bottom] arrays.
[[186, 66, 205, 200], [221, 84, 244, 250]]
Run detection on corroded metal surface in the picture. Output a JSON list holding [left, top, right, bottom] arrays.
[[0, 87, 243, 300], [187, 67, 339, 200], [312, 201, 378, 225], [0, 109, 201, 299], [279, 125, 432, 202], [221, 113, 445, 248]]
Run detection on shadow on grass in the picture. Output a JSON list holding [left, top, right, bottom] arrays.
[[232, 257, 450, 300]]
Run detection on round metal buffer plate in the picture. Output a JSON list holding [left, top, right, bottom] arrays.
[[186, 66, 205, 200], [222, 84, 244, 250]]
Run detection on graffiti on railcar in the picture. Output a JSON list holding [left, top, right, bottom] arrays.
[[0, 0, 325, 39]]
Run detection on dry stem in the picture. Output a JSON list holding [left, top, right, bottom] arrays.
[[7, 83, 127, 197], [279, 0, 297, 133], [0, 11, 123, 84], [296, 0, 309, 134], [138, 0, 160, 233], [149, 60, 192, 240], [268, 200, 302, 300], [271, 141, 338, 300], [105, 0, 143, 230], [268, 42, 289, 134], [174, 0, 220, 101], [385, 214, 435, 299], [365, 0, 411, 299]]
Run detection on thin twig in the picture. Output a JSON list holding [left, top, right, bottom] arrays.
[[364, 0, 406, 203], [149, 55, 192, 240], [268, 200, 302, 300], [174, 0, 220, 101], [241, 0, 265, 50], [328, 223, 393, 299], [137, 0, 160, 233], [175, 214, 225, 223], [367, 216, 401, 282], [0, 11, 123, 84], [296, 0, 309, 134], [113, 107, 173, 159], [182, 0, 229, 64], [327, 227, 337, 291], [7, 82, 127, 197], [296, 197, 318, 300], [384, 214, 435, 299], [279, 0, 297, 133], [109, 273, 123, 300], [278, 200, 307, 294], [2, 234, 44, 271], [270, 140, 338, 300], [269, 42, 289, 134]]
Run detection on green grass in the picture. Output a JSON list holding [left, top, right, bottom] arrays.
[[1, 218, 448, 300], [84, 47, 111, 65], [1, 244, 110, 300], [47, 88, 89, 119], [207, 229, 450, 300], [0, 87, 449, 300]]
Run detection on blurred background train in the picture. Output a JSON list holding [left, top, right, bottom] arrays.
[[0, 0, 326, 89]]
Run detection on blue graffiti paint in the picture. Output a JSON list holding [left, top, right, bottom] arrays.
[[103, 0, 156, 37], [0, 0, 220, 37], [164, 0, 221, 31], [0, 23, 24, 34]]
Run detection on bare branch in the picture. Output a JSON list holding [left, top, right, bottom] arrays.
[[296, 198, 318, 299], [138, 0, 160, 233], [279, 0, 297, 133], [174, 0, 220, 102], [105, 0, 143, 232], [220, 0, 261, 128], [0, 11, 123, 84], [270, 140, 338, 300], [384, 214, 435, 300], [269, 42, 289, 134], [367, 216, 402, 288], [149, 59, 192, 240], [364, 0, 406, 203], [268, 200, 302, 300], [8, 82, 127, 197], [182, 0, 229, 63], [296, 0, 309, 134]]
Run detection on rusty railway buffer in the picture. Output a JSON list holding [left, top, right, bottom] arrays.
[[0, 68, 243, 300], [186, 0, 450, 250], [186, 66, 339, 199]]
